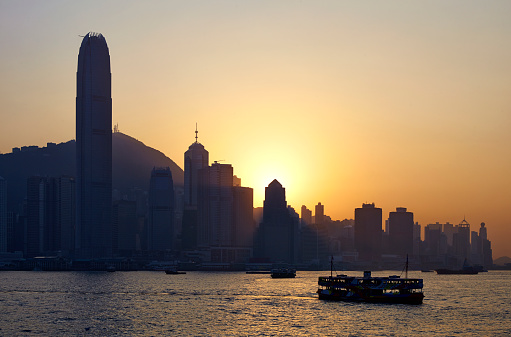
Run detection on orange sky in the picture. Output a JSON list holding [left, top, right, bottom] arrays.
[[1, 1, 510, 258]]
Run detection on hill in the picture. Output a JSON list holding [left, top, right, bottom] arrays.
[[0, 132, 183, 211]]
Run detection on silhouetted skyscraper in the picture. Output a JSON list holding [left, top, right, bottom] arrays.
[[182, 127, 209, 250], [354, 203, 382, 261], [254, 180, 297, 263], [301, 205, 312, 226], [479, 222, 493, 268], [148, 167, 174, 251], [453, 219, 471, 261], [184, 126, 209, 207], [197, 162, 234, 248], [388, 207, 414, 256], [0, 177, 6, 252], [315, 202, 324, 225], [76, 32, 112, 258], [26, 176, 75, 257]]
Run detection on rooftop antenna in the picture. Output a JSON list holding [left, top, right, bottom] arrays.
[[195, 123, 198, 143]]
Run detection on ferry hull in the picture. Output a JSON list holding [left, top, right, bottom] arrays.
[[318, 290, 424, 305]]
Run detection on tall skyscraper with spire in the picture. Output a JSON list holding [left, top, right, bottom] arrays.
[[181, 126, 208, 250], [76, 32, 113, 258], [184, 125, 209, 207]]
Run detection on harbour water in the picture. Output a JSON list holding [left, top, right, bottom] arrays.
[[1, 270, 510, 336]]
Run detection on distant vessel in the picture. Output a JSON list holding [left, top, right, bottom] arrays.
[[271, 268, 296, 278], [318, 257, 424, 305], [435, 259, 479, 275], [164, 267, 186, 275]]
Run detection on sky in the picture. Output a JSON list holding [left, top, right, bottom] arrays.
[[1, 1, 510, 258]]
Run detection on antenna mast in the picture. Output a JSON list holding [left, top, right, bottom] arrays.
[[195, 123, 198, 143]]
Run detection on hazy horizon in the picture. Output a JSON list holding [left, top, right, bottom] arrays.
[[1, 1, 510, 258]]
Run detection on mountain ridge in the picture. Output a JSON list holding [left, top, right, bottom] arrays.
[[0, 132, 184, 211]]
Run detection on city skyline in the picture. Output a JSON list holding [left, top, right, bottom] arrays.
[[1, 1, 510, 258]]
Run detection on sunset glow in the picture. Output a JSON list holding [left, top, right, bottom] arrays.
[[1, 1, 510, 258]]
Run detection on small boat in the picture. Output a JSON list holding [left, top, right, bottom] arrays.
[[270, 268, 296, 278], [318, 256, 424, 305], [164, 267, 186, 275], [435, 268, 478, 275], [421, 270, 433, 273], [435, 259, 479, 275]]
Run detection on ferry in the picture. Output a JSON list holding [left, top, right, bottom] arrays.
[[271, 268, 296, 278], [317, 258, 424, 305]]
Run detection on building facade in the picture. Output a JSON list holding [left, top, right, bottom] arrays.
[[147, 167, 174, 251], [354, 203, 382, 261], [76, 32, 113, 258]]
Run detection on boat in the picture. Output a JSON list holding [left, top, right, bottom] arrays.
[[435, 268, 478, 275], [317, 256, 424, 305], [270, 268, 296, 278], [435, 259, 479, 275], [164, 267, 186, 275]]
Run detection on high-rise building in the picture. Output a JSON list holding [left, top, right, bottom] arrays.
[[112, 199, 138, 255], [147, 167, 174, 251], [0, 177, 6, 252], [25, 176, 76, 257], [232, 186, 255, 250], [254, 180, 297, 263], [197, 162, 234, 248], [76, 32, 112, 258], [184, 126, 209, 207], [388, 207, 414, 256], [300, 205, 312, 226], [182, 127, 209, 250], [479, 222, 493, 268], [315, 202, 324, 225], [354, 203, 382, 261], [453, 219, 471, 261]]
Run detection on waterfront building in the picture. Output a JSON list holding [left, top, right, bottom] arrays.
[[76, 32, 113, 258], [388, 207, 414, 256], [453, 219, 471, 261], [254, 180, 297, 264], [26, 176, 75, 257], [0, 177, 6, 252], [315, 202, 324, 226], [147, 167, 174, 251], [354, 203, 382, 261], [182, 127, 209, 250], [479, 222, 493, 268], [112, 199, 138, 255], [301, 205, 312, 226]]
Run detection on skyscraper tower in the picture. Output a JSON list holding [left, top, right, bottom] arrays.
[[181, 126, 209, 250], [76, 32, 112, 258], [148, 167, 174, 251], [0, 177, 6, 253], [254, 180, 297, 263], [184, 125, 209, 207], [388, 207, 414, 256], [315, 202, 324, 225], [354, 203, 382, 261]]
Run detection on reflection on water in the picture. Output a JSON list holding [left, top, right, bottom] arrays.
[[0, 271, 510, 336]]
